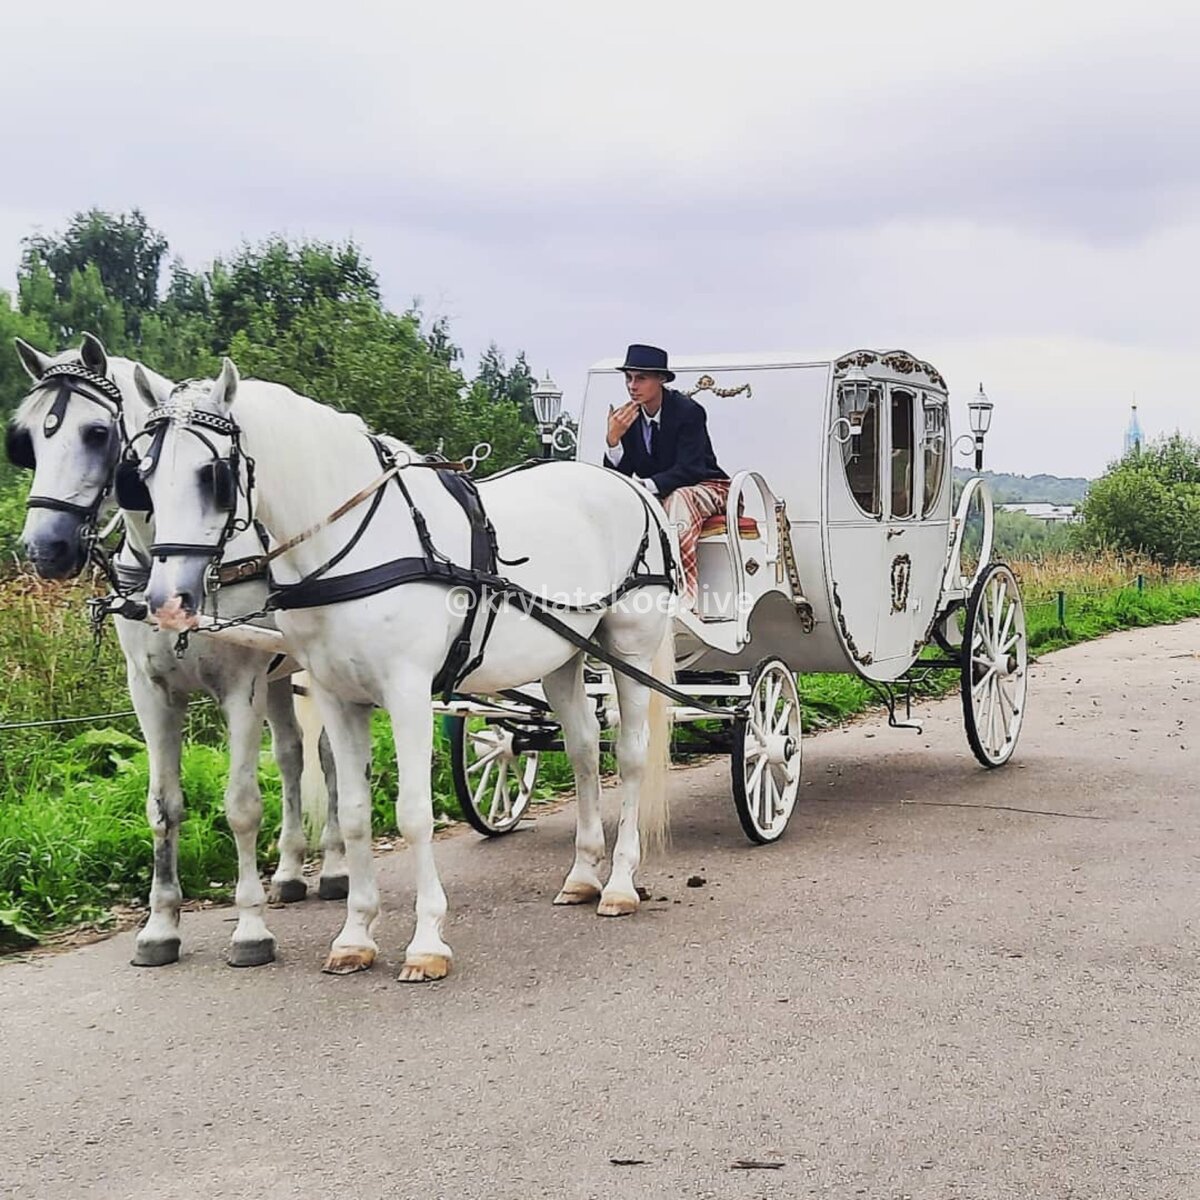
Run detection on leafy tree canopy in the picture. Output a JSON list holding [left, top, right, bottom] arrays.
[[1077, 435, 1200, 566], [5, 211, 543, 473]]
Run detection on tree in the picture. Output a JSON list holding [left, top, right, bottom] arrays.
[[204, 238, 381, 352], [1078, 435, 1200, 565], [20, 209, 167, 339]]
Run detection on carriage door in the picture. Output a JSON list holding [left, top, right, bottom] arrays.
[[875, 387, 922, 668]]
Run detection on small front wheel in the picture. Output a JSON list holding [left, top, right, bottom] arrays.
[[731, 657, 803, 843], [961, 563, 1028, 767], [448, 717, 540, 835]]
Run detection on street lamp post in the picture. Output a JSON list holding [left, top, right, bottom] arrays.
[[531, 371, 575, 458], [967, 383, 993, 471]]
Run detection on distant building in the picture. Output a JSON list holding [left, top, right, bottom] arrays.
[[998, 503, 1080, 525], [1124, 403, 1143, 456]]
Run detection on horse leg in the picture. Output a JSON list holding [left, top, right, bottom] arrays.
[[128, 675, 187, 967], [543, 654, 605, 906], [315, 695, 379, 975], [389, 683, 451, 982], [222, 684, 277, 967], [601, 664, 652, 917], [265, 677, 308, 905], [316, 729, 349, 901]]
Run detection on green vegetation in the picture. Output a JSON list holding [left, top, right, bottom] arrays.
[[1076, 435, 1200, 566], [2, 208, 542, 468]]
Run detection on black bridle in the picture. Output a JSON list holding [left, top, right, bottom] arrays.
[[127, 397, 253, 571], [6, 362, 127, 531]]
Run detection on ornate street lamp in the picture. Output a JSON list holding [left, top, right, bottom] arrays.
[[967, 383, 993, 471], [531, 371, 575, 458]]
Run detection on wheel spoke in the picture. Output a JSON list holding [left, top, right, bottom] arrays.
[[746, 754, 767, 800], [466, 743, 503, 775], [995, 600, 1015, 660], [492, 760, 512, 821], [473, 759, 496, 809], [771, 698, 795, 737], [972, 665, 996, 700], [760, 764, 776, 828]]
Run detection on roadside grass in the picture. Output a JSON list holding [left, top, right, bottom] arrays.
[[1, 553, 1198, 946]]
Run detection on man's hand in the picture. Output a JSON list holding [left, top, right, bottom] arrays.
[[607, 401, 640, 448]]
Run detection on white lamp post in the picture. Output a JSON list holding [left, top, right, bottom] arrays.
[[967, 383, 993, 470], [532, 371, 575, 458]]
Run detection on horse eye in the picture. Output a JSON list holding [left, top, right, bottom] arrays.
[[81, 424, 111, 448]]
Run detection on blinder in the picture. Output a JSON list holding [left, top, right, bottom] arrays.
[[201, 459, 237, 512], [115, 460, 153, 512], [5, 422, 35, 470]]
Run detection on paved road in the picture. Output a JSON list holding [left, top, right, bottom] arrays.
[[2, 621, 1198, 1200]]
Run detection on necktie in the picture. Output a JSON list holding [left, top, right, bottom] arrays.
[[643, 417, 655, 457]]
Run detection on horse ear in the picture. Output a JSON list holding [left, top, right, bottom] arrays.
[[79, 332, 108, 375], [14, 337, 49, 381], [133, 363, 166, 408], [210, 357, 240, 412]]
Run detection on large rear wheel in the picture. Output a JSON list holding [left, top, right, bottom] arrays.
[[961, 563, 1028, 767]]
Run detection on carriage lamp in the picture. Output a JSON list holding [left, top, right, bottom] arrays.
[[832, 365, 875, 443], [531, 371, 576, 458], [967, 384, 993, 470]]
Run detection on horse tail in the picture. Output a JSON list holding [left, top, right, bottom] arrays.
[[293, 671, 329, 848], [638, 619, 675, 854]]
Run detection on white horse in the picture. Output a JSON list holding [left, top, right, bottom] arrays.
[[135, 358, 676, 982], [7, 334, 345, 967]]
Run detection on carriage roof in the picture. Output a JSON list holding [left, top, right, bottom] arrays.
[[587, 348, 948, 392]]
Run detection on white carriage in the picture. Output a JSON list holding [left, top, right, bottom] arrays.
[[441, 349, 1027, 843]]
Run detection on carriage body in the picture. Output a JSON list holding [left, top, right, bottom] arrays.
[[576, 349, 963, 682], [445, 348, 1025, 842]]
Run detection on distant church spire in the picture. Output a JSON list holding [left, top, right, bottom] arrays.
[[1124, 400, 1143, 456]]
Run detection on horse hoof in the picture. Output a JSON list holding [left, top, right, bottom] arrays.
[[130, 937, 180, 967], [322, 947, 376, 975], [267, 878, 307, 906], [397, 954, 451, 983], [318, 875, 350, 901], [553, 883, 602, 906], [597, 893, 640, 917], [227, 937, 277, 968]]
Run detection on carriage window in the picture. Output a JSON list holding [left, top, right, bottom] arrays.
[[841, 390, 881, 517], [922, 399, 947, 517], [890, 389, 915, 519]]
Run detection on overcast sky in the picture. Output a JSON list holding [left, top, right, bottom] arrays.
[[2, 1, 1196, 477]]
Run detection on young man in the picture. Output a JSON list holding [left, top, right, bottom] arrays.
[[604, 344, 729, 607]]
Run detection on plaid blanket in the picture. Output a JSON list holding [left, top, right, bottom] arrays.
[[663, 479, 731, 606]]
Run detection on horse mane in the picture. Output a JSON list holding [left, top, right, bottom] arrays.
[[226, 379, 424, 537]]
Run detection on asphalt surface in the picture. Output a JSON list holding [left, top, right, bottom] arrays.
[[2, 621, 1198, 1200]]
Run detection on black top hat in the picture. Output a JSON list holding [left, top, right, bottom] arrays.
[[620, 344, 675, 382]]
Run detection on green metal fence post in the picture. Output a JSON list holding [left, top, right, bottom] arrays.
[[1137, 574, 1144, 593], [1057, 590, 1066, 627]]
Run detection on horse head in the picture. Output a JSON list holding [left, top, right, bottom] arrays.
[[7, 332, 125, 579], [136, 358, 246, 627]]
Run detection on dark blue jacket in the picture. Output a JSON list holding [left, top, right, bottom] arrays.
[[604, 388, 727, 499]]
